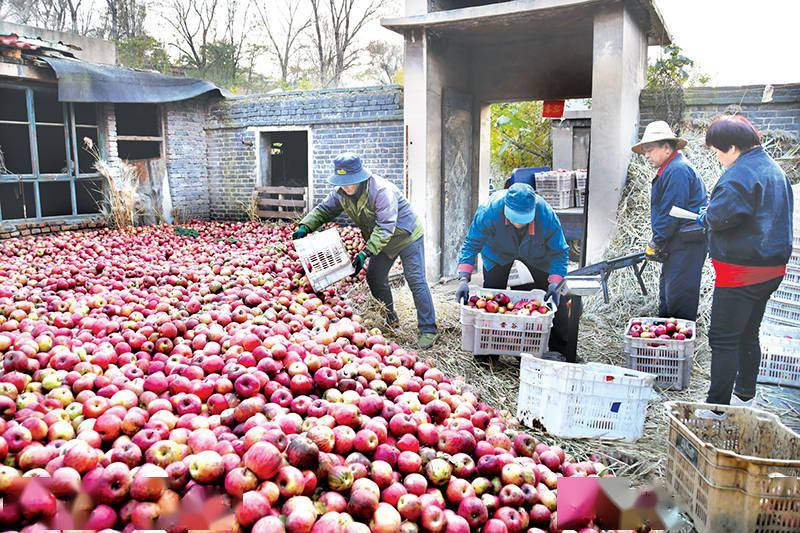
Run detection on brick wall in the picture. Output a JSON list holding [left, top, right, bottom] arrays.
[[0, 218, 105, 240], [164, 97, 212, 220], [204, 86, 404, 220], [640, 83, 800, 137]]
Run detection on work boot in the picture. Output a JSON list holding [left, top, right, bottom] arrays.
[[418, 332, 437, 350]]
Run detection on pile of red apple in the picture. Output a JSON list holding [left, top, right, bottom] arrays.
[[0, 221, 609, 532], [465, 293, 551, 317], [626, 318, 693, 341]]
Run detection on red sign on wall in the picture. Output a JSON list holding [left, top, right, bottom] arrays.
[[542, 100, 565, 118]]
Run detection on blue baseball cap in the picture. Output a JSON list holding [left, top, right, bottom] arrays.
[[504, 183, 537, 224], [329, 153, 372, 186]]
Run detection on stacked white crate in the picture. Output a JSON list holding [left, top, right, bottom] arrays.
[[574, 169, 587, 208], [759, 184, 800, 387], [763, 186, 800, 327], [536, 170, 574, 209]]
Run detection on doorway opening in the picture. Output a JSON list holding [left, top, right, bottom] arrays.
[[258, 130, 309, 188]]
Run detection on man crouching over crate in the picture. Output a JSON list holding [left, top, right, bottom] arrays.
[[455, 183, 570, 365], [292, 153, 438, 350]]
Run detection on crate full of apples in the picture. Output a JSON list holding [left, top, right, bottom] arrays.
[[623, 317, 696, 390], [461, 287, 555, 357], [465, 291, 551, 317]]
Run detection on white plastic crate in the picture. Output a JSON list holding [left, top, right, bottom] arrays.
[[535, 170, 574, 192], [517, 354, 656, 441], [784, 265, 800, 286], [759, 323, 800, 388], [623, 317, 696, 390], [516, 354, 573, 427], [460, 287, 554, 357], [574, 189, 585, 208], [293, 228, 355, 291], [764, 298, 800, 326], [773, 280, 800, 305], [574, 169, 587, 189], [539, 190, 574, 209]]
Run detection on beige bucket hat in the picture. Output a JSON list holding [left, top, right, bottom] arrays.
[[632, 120, 688, 154]]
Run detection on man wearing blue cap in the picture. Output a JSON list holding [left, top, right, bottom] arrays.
[[455, 183, 571, 362], [293, 153, 438, 349]]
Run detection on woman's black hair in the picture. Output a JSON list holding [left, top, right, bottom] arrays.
[[705, 115, 761, 152]]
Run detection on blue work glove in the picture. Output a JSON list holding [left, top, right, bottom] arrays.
[[545, 282, 561, 308], [697, 208, 707, 227], [292, 225, 309, 240], [456, 280, 470, 304], [352, 251, 369, 275]]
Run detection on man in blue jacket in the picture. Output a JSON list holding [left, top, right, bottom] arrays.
[[633, 121, 708, 322], [455, 183, 571, 362]]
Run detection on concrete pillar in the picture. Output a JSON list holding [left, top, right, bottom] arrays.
[[404, 29, 441, 281], [585, 4, 647, 263], [477, 103, 492, 206]]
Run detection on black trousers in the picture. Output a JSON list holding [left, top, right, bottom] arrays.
[[706, 276, 783, 404], [482, 261, 569, 358], [659, 241, 706, 322]]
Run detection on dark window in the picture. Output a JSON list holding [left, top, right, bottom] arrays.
[[76, 127, 99, 173], [0, 182, 36, 219], [0, 123, 33, 174], [0, 87, 28, 122], [76, 178, 103, 214], [115, 104, 160, 136], [37, 126, 69, 174], [39, 181, 72, 217], [74, 103, 97, 126], [0, 85, 102, 221], [33, 90, 64, 123], [118, 140, 161, 160]]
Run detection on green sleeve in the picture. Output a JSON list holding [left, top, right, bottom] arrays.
[[299, 190, 343, 232]]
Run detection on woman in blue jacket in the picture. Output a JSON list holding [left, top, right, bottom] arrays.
[[455, 183, 571, 362], [697, 116, 794, 419]]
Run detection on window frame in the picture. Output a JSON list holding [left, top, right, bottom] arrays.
[[0, 81, 105, 222]]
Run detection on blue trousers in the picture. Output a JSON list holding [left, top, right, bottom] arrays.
[[365, 237, 437, 334], [659, 241, 706, 322]]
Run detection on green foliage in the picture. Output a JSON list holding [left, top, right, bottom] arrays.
[[647, 44, 710, 88], [117, 35, 172, 73], [490, 101, 553, 187]]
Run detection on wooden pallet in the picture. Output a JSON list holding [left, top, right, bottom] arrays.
[[254, 186, 308, 220]]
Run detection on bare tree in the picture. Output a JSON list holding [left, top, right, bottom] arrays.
[[365, 40, 401, 85], [307, 0, 385, 87], [105, 0, 147, 40], [254, 0, 310, 84], [164, 0, 220, 71], [6, 0, 95, 35]]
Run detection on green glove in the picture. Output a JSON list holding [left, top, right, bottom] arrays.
[[352, 251, 369, 275], [292, 225, 309, 240]]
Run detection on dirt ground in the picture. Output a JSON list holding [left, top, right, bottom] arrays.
[[350, 275, 800, 484]]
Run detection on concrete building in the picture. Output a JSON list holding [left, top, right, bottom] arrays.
[[383, 0, 670, 279]]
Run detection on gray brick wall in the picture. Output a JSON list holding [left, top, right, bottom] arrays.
[[164, 98, 212, 220], [204, 85, 405, 220], [311, 122, 405, 205], [641, 83, 800, 137], [206, 127, 257, 220]]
